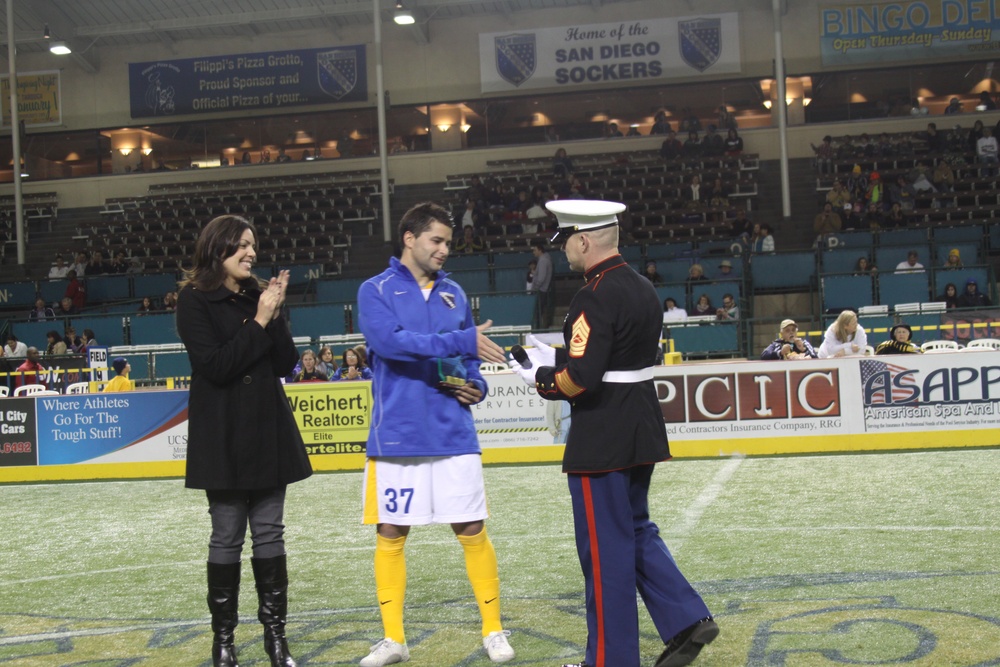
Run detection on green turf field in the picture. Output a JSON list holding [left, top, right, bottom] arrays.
[[2, 448, 999, 666]]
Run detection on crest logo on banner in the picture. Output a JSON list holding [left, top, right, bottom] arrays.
[[317, 49, 358, 100], [495, 34, 536, 87], [678, 18, 722, 72], [140, 63, 180, 115]]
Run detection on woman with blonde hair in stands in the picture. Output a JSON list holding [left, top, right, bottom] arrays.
[[818, 310, 868, 358]]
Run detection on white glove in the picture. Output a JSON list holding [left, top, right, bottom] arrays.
[[508, 354, 538, 386], [525, 334, 556, 367]]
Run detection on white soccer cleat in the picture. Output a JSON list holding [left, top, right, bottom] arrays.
[[359, 638, 410, 666], [483, 630, 515, 663]]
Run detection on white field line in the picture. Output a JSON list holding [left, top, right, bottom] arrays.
[[666, 455, 745, 553]]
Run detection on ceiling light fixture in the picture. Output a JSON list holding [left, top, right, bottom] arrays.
[[394, 1, 415, 25], [49, 41, 71, 55]]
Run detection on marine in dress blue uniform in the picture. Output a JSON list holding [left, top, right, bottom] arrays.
[[509, 200, 717, 667]]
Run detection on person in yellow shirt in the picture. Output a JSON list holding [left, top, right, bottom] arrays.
[[102, 357, 133, 393]]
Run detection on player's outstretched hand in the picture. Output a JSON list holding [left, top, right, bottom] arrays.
[[476, 319, 508, 365]]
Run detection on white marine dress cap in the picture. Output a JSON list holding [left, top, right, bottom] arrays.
[[545, 199, 626, 243]]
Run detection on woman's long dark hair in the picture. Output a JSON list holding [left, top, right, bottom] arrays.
[[179, 215, 264, 291]]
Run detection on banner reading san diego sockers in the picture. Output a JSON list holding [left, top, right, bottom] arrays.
[[128, 45, 367, 118], [479, 14, 741, 93], [821, 0, 1000, 67]]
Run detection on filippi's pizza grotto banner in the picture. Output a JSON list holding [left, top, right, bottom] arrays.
[[128, 45, 367, 118], [479, 14, 741, 93]]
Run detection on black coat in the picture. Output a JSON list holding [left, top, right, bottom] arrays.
[[176, 283, 312, 490]]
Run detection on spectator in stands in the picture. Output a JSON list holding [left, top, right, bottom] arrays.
[[679, 107, 702, 134], [526, 259, 536, 292], [924, 122, 945, 152], [110, 251, 129, 274], [552, 147, 575, 178], [682, 174, 704, 208], [862, 201, 884, 230], [943, 248, 963, 268], [825, 180, 851, 209], [455, 200, 485, 231], [682, 130, 702, 157], [56, 296, 78, 317], [888, 174, 917, 212], [933, 159, 956, 192], [5, 334, 27, 358], [659, 130, 683, 161], [625, 125, 641, 137], [643, 261, 664, 286], [606, 122, 624, 138], [940, 282, 959, 309], [895, 251, 925, 273], [813, 202, 842, 246], [64, 270, 86, 310], [530, 239, 554, 328], [260, 149, 271, 163], [909, 98, 929, 116], [662, 297, 688, 323], [80, 329, 98, 354], [453, 225, 486, 254], [103, 357, 133, 392], [716, 293, 739, 321], [316, 346, 338, 380], [718, 105, 738, 131], [650, 110, 671, 135], [70, 251, 88, 277], [750, 223, 775, 253], [875, 324, 922, 355], [706, 176, 730, 201], [692, 293, 713, 317], [702, 125, 724, 156], [64, 326, 83, 352], [717, 259, 736, 279], [967, 119, 985, 152], [854, 256, 878, 275], [875, 132, 894, 157], [334, 346, 373, 381], [818, 310, 868, 359], [883, 201, 906, 228], [48, 255, 69, 280], [127, 258, 144, 274], [292, 349, 326, 382], [957, 278, 992, 308], [944, 97, 963, 114], [28, 298, 56, 321], [45, 331, 68, 356], [724, 127, 743, 156], [240, 151, 252, 164], [909, 161, 936, 193], [946, 124, 966, 152], [525, 198, 550, 235], [14, 347, 46, 389], [729, 208, 753, 242], [846, 165, 868, 200], [88, 251, 112, 275], [275, 148, 291, 163], [687, 263, 708, 285], [162, 291, 178, 312], [864, 171, 884, 209], [977, 91, 997, 111], [761, 319, 818, 360], [976, 127, 998, 177], [137, 296, 156, 315], [811, 135, 835, 174]]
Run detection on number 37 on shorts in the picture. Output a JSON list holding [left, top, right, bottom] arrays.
[[361, 455, 489, 525]]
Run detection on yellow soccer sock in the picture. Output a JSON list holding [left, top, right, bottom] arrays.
[[374, 533, 407, 644], [457, 528, 503, 636]]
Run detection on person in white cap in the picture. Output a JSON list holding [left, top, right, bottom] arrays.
[[761, 319, 818, 360], [509, 199, 717, 667]]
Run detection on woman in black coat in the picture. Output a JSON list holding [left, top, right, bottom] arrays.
[[176, 214, 312, 667]]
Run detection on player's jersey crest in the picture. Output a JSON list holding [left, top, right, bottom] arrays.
[[440, 292, 457, 309], [495, 33, 536, 87], [317, 49, 358, 100], [678, 18, 722, 72]]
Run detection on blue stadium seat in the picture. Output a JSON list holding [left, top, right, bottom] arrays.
[[931, 265, 990, 298], [645, 241, 693, 261], [449, 269, 491, 294], [822, 274, 874, 311], [667, 321, 739, 356], [287, 304, 348, 339], [933, 224, 986, 244], [621, 245, 643, 263], [878, 228, 929, 247], [658, 258, 695, 283], [477, 294, 535, 326], [75, 315, 127, 347], [315, 277, 366, 303], [446, 254, 490, 271], [493, 267, 528, 293], [752, 252, 817, 290], [38, 280, 68, 305], [133, 272, 180, 300], [129, 313, 182, 345], [1, 281, 42, 308], [491, 251, 533, 268], [822, 247, 871, 274], [12, 320, 64, 351], [877, 271, 931, 307], [875, 244, 930, 270], [86, 276, 131, 302]]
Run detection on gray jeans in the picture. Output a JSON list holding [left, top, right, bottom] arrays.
[[206, 487, 286, 564]]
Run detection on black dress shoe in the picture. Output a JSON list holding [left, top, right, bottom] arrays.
[[655, 617, 719, 667]]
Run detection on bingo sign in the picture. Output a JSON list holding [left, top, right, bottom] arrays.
[[479, 13, 741, 93], [128, 45, 368, 118]]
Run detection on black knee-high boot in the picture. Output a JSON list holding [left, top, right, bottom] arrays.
[[207, 561, 241, 667], [251, 555, 297, 667]]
